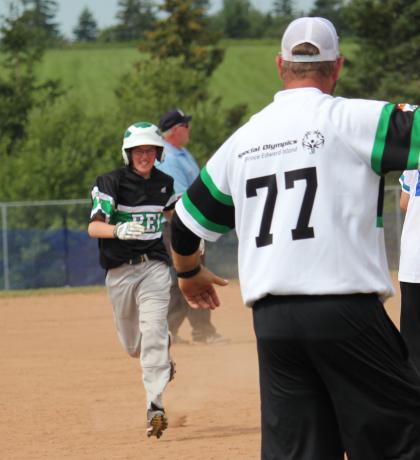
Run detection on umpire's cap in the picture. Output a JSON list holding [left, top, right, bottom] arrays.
[[159, 108, 192, 132]]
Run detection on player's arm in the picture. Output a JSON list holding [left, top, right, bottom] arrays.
[[88, 218, 115, 238], [171, 212, 228, 310], [399, 171, 413, 214], [163, 209, 173, 223], [400, 191, 409, 213], [88, 214, 145, 240]]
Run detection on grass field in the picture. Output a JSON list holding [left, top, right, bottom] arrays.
[[37, 46, 141, 113], [29, 40, 356, 118]]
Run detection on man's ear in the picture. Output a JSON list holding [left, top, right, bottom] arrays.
[[333, 56, 345, 81], [275, 55, 284, 80]]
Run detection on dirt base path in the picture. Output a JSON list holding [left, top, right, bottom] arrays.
[[0, 277, 401, 460]]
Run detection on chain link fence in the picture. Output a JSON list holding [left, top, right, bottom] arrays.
[[0, 186, 404, 290]]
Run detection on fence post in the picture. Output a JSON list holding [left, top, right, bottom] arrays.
[[63, 210, 69, 286], [1, 204, 10, 290]]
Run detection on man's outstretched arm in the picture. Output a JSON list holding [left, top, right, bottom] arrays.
[[171, 212, 228, 310]]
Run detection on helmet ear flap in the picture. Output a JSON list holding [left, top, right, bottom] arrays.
[[122, 148, 130, 165], [157, 147, 165, 163]]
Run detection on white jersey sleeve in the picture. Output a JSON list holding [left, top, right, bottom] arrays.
[[400, 170, 417, 195], [398, 170, 420, 282]]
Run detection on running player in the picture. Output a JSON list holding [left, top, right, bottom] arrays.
[[88, 122, 176, 439], [170, 17, 420, 459]]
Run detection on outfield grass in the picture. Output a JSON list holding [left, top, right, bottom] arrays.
[[16, 39, 357, 117], [36, 44, 281, 116], [210, 45, 281, 116], [37, 47, 141, 113]]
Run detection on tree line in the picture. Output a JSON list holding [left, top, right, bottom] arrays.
[[0, 0, 248, 204], [0, 0, 420, 205], [1, 0, 351, 43]]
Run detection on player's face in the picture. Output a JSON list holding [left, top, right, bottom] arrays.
[[130, 145, 157, 178]]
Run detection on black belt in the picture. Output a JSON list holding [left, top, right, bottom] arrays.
[[127, 254, 149, 265]]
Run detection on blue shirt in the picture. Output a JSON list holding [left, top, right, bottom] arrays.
[[156, 141, 200, 197]]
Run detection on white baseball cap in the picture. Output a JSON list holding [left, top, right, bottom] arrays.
[[281, 17, 339, 62]]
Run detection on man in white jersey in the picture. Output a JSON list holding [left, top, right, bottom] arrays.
[[399, 169, 420, 372], [169, 17, 420, 460]]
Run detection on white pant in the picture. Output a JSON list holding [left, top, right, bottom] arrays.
[[106, 259, 171, 409]]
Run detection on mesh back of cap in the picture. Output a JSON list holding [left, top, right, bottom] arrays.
[[281, 17, 339, 62]]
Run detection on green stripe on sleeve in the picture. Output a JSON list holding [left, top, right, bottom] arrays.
[[200, 166, 234, 206], [181, 193, 232, 234], [407, 109, 420, 169], [371, 103, 394, 175]]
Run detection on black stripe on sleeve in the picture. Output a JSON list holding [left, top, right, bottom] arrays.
[[187, 176, 235, 230], [381, 108, 414, 173], [171, 212, 201, 256], [377, 176, 384, 227]]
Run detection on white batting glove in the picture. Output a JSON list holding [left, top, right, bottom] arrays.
[[114, 221, 146, 240]]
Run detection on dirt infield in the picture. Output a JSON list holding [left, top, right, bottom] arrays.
[[0, 276, 401, 460]]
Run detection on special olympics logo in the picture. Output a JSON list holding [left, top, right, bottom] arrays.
[[302, 130, 325, 154]]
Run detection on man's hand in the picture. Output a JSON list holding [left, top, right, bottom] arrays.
[[114, 221, 146, 240], [178, 265, 228, 310]]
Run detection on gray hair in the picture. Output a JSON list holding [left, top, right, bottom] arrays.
[[282, 43, 336, 80]]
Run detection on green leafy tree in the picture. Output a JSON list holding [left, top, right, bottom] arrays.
[[147, 0, 224, 76], [0, 5, 63, 155], [22, 0, 61, 42], [120, 0, 246, 163], [248, 8, 270, 38], [115, 0, 156, 41], [220, 0, 252, 38], [264, 12, 295, 41], [115, 57, 246, 165], [115, 58, 208, 122], [214, 0, 268, 39], [73, 7, 97, 42], [338, 0, 420, 101], [2, 98, 120, 201], [96, 25, 120, 43], [273, 0, 293, 17], [310, 0, 349, 36]]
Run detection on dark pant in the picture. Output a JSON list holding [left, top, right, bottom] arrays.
[[253, 294, 420, 460], [400, 281, 420, 373], [163, 223, 216, 340]]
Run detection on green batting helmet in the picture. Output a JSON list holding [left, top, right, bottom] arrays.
[[122, 122, 165, 165]]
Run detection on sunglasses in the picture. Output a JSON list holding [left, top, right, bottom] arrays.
[[131, 146, 156, 156]]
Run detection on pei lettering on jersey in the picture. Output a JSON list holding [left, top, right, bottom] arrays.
[[132, 213, 160, 233]]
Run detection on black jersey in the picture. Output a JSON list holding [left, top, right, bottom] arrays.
[[90, 166, 176, 269]]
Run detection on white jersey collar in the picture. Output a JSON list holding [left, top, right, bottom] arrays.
[[274, 87, 324, 100]]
